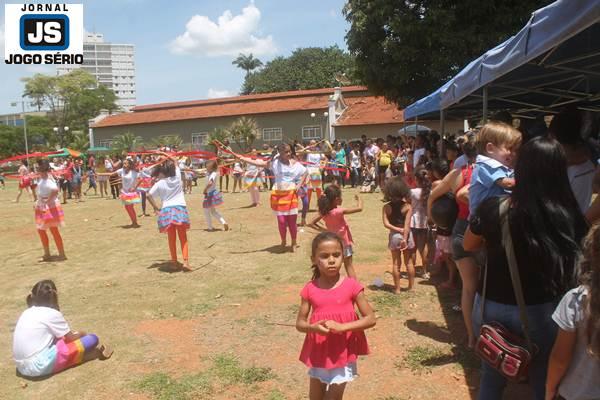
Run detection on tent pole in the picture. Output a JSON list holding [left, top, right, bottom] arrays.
[[440, 109, 445, 138], [482, 86, 489, 124]]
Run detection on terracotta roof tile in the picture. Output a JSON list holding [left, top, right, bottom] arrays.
[[92, 86, 404, 128], [334, 96, 403, 126]]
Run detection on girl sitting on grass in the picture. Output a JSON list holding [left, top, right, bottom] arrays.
[[12, 280, 112, 378], [382, 176, 414, 293], [309, 185, 363, 279], [296, 232, 375, 400]]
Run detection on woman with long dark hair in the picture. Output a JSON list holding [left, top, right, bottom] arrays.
[[464, 137, 588, 400]]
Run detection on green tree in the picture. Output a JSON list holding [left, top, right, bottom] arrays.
[[241, 46, 359, 95], [21, 70, 118, 144], [112, 132, 143, 153], [0, 125, 24, 159], [228, 117, 258, 152], [150, 135, 184, 149], [232, 53, 263, 79], [343, 0, 548, 106]]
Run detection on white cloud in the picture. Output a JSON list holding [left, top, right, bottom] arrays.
[[207, 88, 235, 99], [170, 2, 276, 57]]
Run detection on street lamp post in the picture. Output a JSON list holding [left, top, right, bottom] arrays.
[[310, 111, 329, 141], [10, 101, 29, 160], [53, 126, 70, 148]]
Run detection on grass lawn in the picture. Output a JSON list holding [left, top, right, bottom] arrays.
[[0, 181, 530, 399]]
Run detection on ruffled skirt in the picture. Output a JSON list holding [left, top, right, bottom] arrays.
[[157, 206, 191, 233]]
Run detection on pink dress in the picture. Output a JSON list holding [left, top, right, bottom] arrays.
[[322, 207, 353, 247], [299, 278, 369, 369]]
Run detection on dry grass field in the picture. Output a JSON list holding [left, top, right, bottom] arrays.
[[0, 180, 531, 399]]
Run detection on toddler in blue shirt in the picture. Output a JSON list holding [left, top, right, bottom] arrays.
[[469, 122, 522, 215]]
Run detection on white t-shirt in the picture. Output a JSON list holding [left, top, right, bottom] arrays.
[[207, 171, 218, 187], [350, 150, 361, 168], [410, 188, 428, 229], [13, 306, 70, 362], [365, 145, 379, 159], [116, 168, 138, 192], [553, 286, 600, 400], [271, 159, 307, 190], [148, 168, 186, 208], [36, 177, 58, 199], [413, 147, 426, 168]]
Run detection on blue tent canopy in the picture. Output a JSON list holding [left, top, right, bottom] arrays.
[[404, 0, 600, 120]]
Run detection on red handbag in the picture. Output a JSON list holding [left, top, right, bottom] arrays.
[[474, 198, 537, 382]]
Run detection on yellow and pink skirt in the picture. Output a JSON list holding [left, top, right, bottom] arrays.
[[308, 168, 322, 189], [34, 199, 65, 230], [270, 190, 298, 214], [120, 191, 141, 206]]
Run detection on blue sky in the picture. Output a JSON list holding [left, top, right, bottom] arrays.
[[0, 0, 350, 114]]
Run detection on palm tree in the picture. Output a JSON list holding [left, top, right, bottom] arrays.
[[149, 135, 184, 149], [207, 127, 229, 152], [228, 117, 258, 152], [69, 131, 89, 151], [232, 53, 263, 78], [112, 132, 143, 153]]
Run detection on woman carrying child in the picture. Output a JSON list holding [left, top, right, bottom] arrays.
[[296, 232, 375, 400], [382, 177, 414, 293], [12, 280, 112, 378], [309, 185, 363, 279]]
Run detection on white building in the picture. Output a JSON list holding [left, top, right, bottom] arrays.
[[57, 33, 136, 111]]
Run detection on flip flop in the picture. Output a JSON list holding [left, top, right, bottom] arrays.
[[99, 345, 113, 360]]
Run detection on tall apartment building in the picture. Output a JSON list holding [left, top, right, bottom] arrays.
[[57, 33, 136, 111]]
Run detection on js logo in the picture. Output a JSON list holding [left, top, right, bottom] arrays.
[[20, 14, 69, 51]]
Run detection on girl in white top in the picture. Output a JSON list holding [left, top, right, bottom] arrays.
[[349, 145, 362, 188], [407, 167, 432, 279], [243, 148, 264, 206], [238, 143, 307, 251], [13, 280, 112, 377], [34, 159, 66, 261], [148, 159, 192, 271], [111, 158, 140, 228], [232, 161, 244, 193], [304, 140, 329, 209], [203, 160, 229, 232]]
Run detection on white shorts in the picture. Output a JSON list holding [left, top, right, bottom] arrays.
[[308, 361, 357, 385]]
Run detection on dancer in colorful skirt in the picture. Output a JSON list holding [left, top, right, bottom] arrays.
[[136, 165, 154, 217], [15, 160, 33, 203], [34, 159, 66, 262], [237, 143, 308, 251], [13, 280, 112, 378], [203, 160, 229, 231], [112, 158, 140, 228], [243, 148, 264, 207], [303, 140, 328, 210], [148, 160, 192, 271]]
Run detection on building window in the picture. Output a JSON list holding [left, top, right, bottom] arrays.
[[262, 127, 282, 142], [302, 125, 322, 140], [192, 132, 209, 148], [98, 140, 113, 148]]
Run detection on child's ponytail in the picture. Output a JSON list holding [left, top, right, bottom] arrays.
[[318, 185, 341, 216]]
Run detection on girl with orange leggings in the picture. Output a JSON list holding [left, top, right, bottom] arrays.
[[148, 160, 191, 271], [34, 160, 66, 261]]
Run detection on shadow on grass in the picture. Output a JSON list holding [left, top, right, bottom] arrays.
[[148, 261, 183, 273], [405, 318, 453, 344], [225, 204, 258, 210], [230, 245, 289, 255]]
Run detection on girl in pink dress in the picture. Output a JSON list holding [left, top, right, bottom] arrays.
[[296, 232, 375, 400], [308, 185, 363, 279]]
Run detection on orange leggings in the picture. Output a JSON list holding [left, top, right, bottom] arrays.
[[124, 204, 137, 224], [167, 225, 188, 262], [38, 227, 64, 252]]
